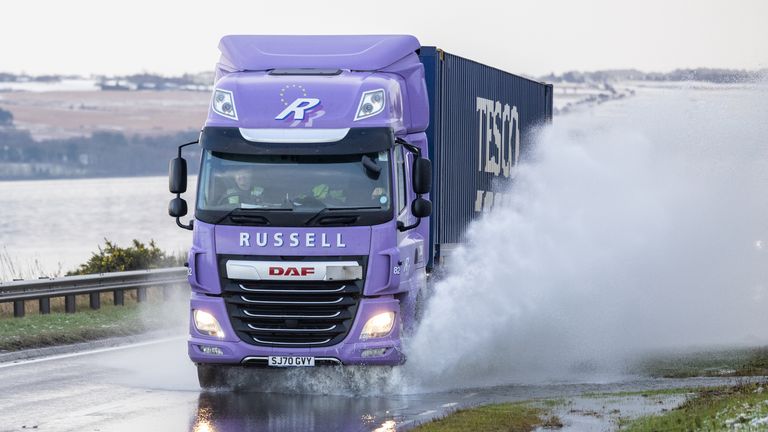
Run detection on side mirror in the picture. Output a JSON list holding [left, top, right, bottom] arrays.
[[398, 197, 432, 232], [413, 158, 432, 195], [411, 197, 432, 218], [169, 157, 187, 194], [169, 197, 188, 218]]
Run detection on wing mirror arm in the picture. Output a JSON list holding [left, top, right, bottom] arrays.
[[168, 140, 198, 231], [396, 138, 432, 232]]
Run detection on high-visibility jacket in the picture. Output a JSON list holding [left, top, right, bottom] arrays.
[[226, 186, 264, 205], [312, 184, 345, 202]]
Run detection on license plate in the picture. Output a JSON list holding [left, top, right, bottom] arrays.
[[268, 356, 315, 367]]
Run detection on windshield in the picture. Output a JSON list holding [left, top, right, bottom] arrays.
[[197, 150, 392, 214]]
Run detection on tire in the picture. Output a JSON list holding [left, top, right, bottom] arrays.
[[197, 364, 227, 389]]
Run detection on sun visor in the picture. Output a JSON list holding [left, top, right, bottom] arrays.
[[200, 127, 394, 156], [217, 35, 420, 72]]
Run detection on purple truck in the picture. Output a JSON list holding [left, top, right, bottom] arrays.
[[168, 35, 552, 387]]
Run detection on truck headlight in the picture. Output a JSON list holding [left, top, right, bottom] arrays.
[[354, 89, 385, 121], [360, 311, 395, 340], [194, 310, 225, 338], [212, 88, 238, 120]]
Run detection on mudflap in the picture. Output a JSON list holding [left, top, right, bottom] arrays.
[[197, 363, 229, 390]]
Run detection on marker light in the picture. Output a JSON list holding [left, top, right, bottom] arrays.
[[194, 310, 225, 338], [212, 88, 238, 120], [354, 89, 386, 121], [360, 311, 395, 340]]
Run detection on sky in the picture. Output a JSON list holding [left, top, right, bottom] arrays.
[[2, 0, 767, 77]]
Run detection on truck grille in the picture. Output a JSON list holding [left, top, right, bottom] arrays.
[[220, 258, 364, 348]]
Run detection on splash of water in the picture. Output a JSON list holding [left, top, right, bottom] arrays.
[[401, 84, 768, 391]]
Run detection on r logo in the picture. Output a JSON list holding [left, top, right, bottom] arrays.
[[275, 98, 321, 120]]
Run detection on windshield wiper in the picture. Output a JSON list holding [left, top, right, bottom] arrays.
[[214, 206, 293, 225], [303, 206, 381, 226]]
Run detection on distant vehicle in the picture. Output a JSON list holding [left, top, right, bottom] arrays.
[[168, 35, 552, 387]]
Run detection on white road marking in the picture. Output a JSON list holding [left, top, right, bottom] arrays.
[[0, 336, 185, 369]]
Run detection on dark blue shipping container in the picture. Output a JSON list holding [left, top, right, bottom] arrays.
[[418, 47, 553, 268]]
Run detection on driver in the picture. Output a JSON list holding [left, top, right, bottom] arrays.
[[223, 168, 264, 205]]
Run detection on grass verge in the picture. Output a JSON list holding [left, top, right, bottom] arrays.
[[582, 387, 700, 398], [0, 302, 183, 352], [634, 347, 768, 378], [621, 382, 768, 431], [411, 402, 560, 432]]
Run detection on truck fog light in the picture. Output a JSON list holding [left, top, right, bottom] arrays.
[[194, 310, 225, 338], [212, 88, 238, 120], [199, 345, 224, 356], [361, 348, 389, 358], [354, 89, 385, 121], [360, 311, 395, 340]]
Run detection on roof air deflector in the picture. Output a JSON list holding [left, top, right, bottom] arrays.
[[269, 69, 343, 76]]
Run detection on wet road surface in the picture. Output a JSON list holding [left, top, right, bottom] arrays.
[[0, 337, 757, 432]]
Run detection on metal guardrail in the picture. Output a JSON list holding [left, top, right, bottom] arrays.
[[0, 267, 189, 318]]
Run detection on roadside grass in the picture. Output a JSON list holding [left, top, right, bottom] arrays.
[[0, 294, 186, 352], [621, 382, 768, 431], [634, 347, 768, 378], [583, 387, 700, 398], [413, 381, 768, 432], [411, 402, 560, 432]]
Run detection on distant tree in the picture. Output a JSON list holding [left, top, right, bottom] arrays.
[[0, 108, 13, 126]]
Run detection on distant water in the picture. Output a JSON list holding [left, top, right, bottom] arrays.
[[0, 176, 195, 278]]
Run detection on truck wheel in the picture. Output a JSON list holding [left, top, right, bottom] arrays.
[[197, 364, 226, 389]]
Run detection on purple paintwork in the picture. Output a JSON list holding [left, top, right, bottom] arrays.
[[206, 71, 408, 135], [218, 35, 420, 72], [190, 221, 411, 297], [187, 35, 431, 368], [189, 294, 403, 366], [209, 35, 429, 135]]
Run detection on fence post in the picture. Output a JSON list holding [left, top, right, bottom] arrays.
[[13, 300, 25, 318], [137, 287, 147, 303], [113, 290, 124, 306], [65, 295, 76, 313], [39, 298, 51, 314], [89, 293, 101, 310], [162, 285, 175, 301]]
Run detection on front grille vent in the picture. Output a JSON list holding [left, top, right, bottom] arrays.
[[223, 280, 361, 347]]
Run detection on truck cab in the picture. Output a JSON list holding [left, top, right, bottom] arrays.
[[169, 35, 433, 386]]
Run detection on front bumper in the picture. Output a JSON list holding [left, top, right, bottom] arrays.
[[188, 293, 403, 366]]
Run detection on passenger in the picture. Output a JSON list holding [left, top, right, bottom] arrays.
[[311, 183, 346, 205]]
